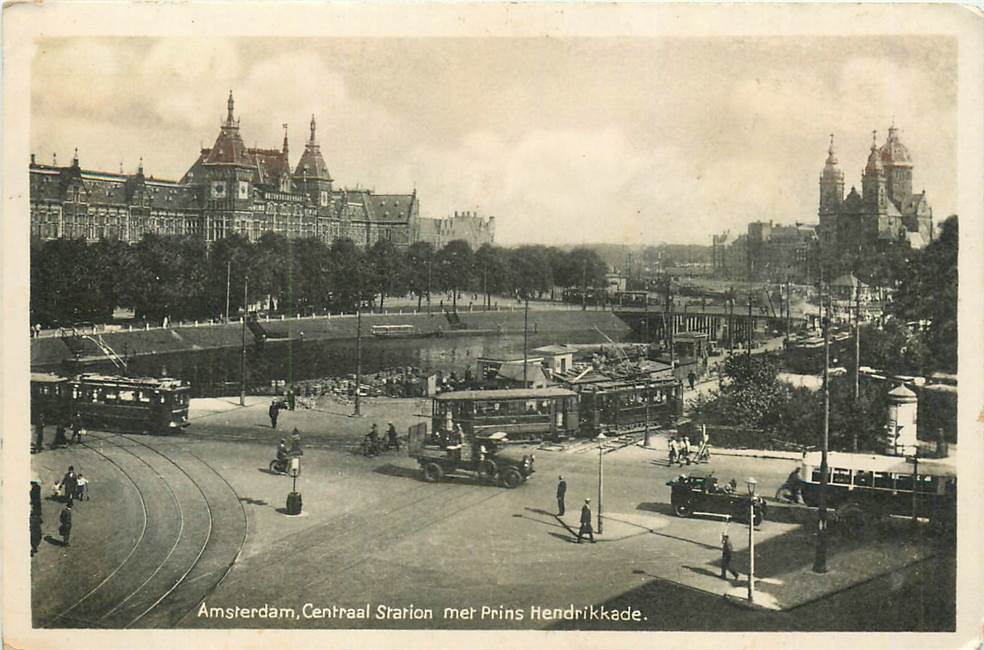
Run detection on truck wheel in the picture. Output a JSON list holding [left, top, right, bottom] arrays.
[[501, 468, 523, 489], [422, 462, 444, 483], [673, 503, 690, 517], [753, 509, 764, 526]]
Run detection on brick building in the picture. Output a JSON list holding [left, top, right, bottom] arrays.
[[30, 92, 420, 248], [418, 210, 495, 249], [745, 220, 818, 282]]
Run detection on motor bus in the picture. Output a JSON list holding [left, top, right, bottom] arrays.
[[432, 387, 579, 442], [798, 450, 956, 533], [30, 372, 191, 434]]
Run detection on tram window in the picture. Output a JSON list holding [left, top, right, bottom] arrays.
[[811, 468, 826, 482], [916, 475, 937, 493], [831, 468, 852, 485], [853, 470, 874, 487], [137, 391, 151, 403], [873, 472, 893, 489], [119, 390, 136, 402], [89, 390, 99, 403], [894, 474, 913, 492]]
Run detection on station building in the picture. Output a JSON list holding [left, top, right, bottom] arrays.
[[29, 92, 420, 248]]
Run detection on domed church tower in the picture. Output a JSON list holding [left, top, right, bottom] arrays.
[[879, 123, 913, 208], [819, 133, 845, 216]]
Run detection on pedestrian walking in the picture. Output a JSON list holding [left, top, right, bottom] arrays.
[[720, 533, 740, 580], [268, 400, 280, 429], [34, 414, 45, 453], [385, 422, 400, 451], [59, 502, 73, 547], [61, 466, 78, 507], [290, 427, 303, 456], [556, 475, 567, 516], [688, 370, 697, 390], [577, 499, 595, 543], [71, 412, 83, 444], [30, 508, 43, 556], [75, 472, 90, 502], [287, 388, 296, 411], [668, 437, 679, 465]]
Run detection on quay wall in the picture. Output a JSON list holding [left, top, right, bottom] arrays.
[[31, 308, 631, 368]]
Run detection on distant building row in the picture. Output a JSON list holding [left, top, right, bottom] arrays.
[[30, 92, 493, 250], [417, 210, 495, 249]]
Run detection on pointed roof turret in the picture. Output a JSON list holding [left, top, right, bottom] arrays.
[[293, 114, 332, 180], [282, 123, 290, 160], [205, 91, 254, 167], [821, 133, 844, 182], [864, 130, 883, 175]]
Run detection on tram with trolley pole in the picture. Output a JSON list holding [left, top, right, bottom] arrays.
[[432, 387, 579, 442], [30, 372, 191, 435]]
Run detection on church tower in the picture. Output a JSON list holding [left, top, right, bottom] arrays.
[[861, 130, 888, 213], [293, 115, 333, 212], [819, 134, 845, 216], [879, 123, 913, 209]]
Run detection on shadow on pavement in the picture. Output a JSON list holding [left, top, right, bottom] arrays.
[[43, 535, 66, 547], [682, 564, 727, 579], [257, 467, 287, 476], [637, 501, 674, 516], [372, 464, 421, 480], [239, 497, 269, 506]]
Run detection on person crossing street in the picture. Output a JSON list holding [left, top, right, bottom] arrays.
[[556, 475, 567, 516], [720, 533, 740, 580], [577, 498, 595, 543], [59, 502, 73, 548]]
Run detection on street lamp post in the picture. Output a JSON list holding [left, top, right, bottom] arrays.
[[354, 309, 362, 416], [813, 292, 830, 573], [597, 439, 604, 534], [523, 294, 530, 387], [240, 275, 248, 407], [746, 477, 758, 603]]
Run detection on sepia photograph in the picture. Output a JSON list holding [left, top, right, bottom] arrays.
[[2, 3, 982, 649]]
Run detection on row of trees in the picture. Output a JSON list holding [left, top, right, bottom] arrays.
[[30, 234, 609, 326], [690, 355, 890, 452]]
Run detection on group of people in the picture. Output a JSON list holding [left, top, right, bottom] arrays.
[[668, 429, 710, 466], [555, 475, 596, 544], [364, 422, 401, 457], [31, 464, 89, 555], [33, 412, 86, 454]]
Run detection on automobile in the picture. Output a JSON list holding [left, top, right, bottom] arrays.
[[409, 429, 536, 488], [666, 473, 767, 524]]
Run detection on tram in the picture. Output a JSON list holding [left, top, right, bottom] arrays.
[[30, 372, 191, 434], [575, 377, 683, 436], [432, 387, 579, 442]]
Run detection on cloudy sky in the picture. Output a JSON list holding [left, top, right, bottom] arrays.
[[30, 36, 956, 246]]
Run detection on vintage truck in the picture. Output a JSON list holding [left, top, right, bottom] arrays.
[[408, 425, 536, 488]]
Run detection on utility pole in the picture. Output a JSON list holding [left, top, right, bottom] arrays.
[[354, 309, 362, 416], [747, 294, 753, 355], [581, 262, 587, 312], [225, 259, 231, 322], [597, 442, 604, 534], [854, 284, 861, 400], [427, 254, 433, 315], [239, 275, 248, 407], [728, 289, 735, 353], [523, 294, 530, 386], [667, 286, 675, 376], [813, 289, 829, 574], [785, 277, 791, 345]]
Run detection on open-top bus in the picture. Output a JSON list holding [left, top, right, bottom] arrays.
[[432, 387, 579, 442], [798, 450, 956, 534]]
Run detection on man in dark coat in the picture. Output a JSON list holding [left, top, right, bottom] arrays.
[[287, 388, 296, 411], [61, 466, 78, 507], [720, 533, 740, 580], [59, 502, 73, 547], [556, 475, 567, 516], [386, 422, 400, 450], [31, 508, 43, 556], [34, 414, 45, 453], [577, 498, 595, 543], [269, 400, 280, 429]]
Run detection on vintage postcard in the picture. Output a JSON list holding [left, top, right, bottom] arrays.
[[2, 3, 982, 649]]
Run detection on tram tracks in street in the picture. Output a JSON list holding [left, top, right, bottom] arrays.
[[40, 432, 247, 629]]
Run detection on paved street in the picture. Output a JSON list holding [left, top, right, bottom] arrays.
[[29, 396, 953, 631]]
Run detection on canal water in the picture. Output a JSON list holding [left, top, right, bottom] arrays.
[[81, 330, 628, 397]]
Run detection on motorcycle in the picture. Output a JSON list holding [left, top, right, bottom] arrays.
[[269, 456, 289, 474], [361, 435, 383, 457]]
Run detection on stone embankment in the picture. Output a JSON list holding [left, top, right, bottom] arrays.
[[31, 308, 631, 368]]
